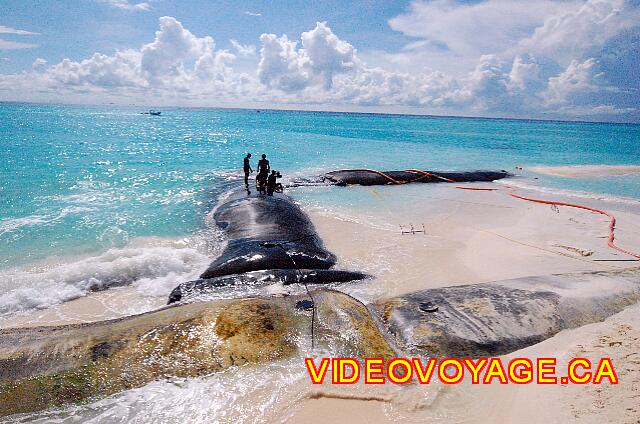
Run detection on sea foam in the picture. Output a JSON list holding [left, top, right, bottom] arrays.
[[0, 239, 211, 317]]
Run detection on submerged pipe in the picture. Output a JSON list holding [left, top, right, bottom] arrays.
[[0, 290, 395, 418]]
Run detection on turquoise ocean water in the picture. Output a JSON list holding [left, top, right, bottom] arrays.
[[1, 102, 639, 316]]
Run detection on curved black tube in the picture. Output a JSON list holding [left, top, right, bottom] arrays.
[[200, 189, 336, 279], [169, 269, 369, 303]]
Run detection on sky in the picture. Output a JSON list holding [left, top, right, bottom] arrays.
[[0, 0, 639, 122]]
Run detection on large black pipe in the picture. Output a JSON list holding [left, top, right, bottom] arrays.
[[169, 269, 369, 303], [322, 169, 510, 186], [199, 189, 336, 279]]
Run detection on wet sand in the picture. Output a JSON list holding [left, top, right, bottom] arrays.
[[529, 165, 640, 178], [0, 286, 167, 328], [305, 183, 638, 299]]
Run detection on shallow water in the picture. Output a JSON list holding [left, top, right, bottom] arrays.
[[2, 102, 639, 315], [1, 103, 639, 421]]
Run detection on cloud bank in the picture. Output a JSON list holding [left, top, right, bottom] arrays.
[[1, 0, 638, 122]]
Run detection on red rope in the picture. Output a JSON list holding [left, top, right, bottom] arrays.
[[329, 168, 407, 185], [328, 168, 639, 260], [403, 169, 457, 183], [510, 193, 640, 260]]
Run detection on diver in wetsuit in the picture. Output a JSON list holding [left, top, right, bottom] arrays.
[[267, 170, 277, 195], [266, 170, 283, 196], [243, 153, 253, 186]]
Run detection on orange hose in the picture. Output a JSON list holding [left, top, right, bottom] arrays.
[[510, 193, 640, 260], [330, 168, 457, 184], [328, 168, 639, 260], [330, 168, 407, 185], [404, 169, 457, 183]]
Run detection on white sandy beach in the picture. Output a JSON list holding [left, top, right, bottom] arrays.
[[286, 181, 640, 423], [2, 180, 639, 423], [303, 182, 639, 297]]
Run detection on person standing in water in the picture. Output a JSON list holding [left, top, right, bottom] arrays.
[[257, 154, 270, 185], [243, 153, 253, 186]]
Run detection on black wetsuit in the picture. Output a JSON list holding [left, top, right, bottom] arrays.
[[267, 173, 277, 195], [243, 156, 252, 185], [257, 159, 270, 184]]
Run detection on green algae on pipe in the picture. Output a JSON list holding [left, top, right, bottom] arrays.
[[0, 298, 295, 417], [0, 290, 395, 418]]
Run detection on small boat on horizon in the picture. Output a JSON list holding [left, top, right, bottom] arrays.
[[141, 109, 162, 116]]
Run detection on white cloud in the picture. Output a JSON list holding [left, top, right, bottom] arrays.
[[327, 67, 456, 107], [20, 17, 243, 96], [99, 0, 151, 11], [300, 22, 357, 89], [442, 55, 510, 109], [507, 56, 541, 92], [0, 25, 39, 35], [257, 33, 309, 91], [516, 0, 640, 65], [230, 40, 256, 57], [258, 22, 356, 91], [550, 104, 637, 116], [0, 12, 637, 122], [388, 0, 576, 60], [31, 58, 47, 69], [243, 11, 262, 17], [0, 40, 38, 50], [0, 25, 39, 50], [47, 50, 144, 87], [140, 16, 215, 83], [543, 58, 602, 105], [382, 0, 640, 80]]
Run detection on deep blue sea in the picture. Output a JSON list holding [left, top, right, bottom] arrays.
[[1, 102, 639, 316]]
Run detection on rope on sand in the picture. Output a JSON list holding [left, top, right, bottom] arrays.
[[509, 193, 640, 260], [454, 186, 498, 191], [331, 168, 640, 261]]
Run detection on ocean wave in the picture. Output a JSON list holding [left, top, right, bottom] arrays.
[[0, 206, 97, 237], [0, 206, 95, 236], [0, 239, 211, 317], [0, 215, 49, 236], [18, 357, 310, 423], [17, 353, 448, 424]]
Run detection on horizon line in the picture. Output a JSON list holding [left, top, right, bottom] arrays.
[[0, 99, 638, 126]]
